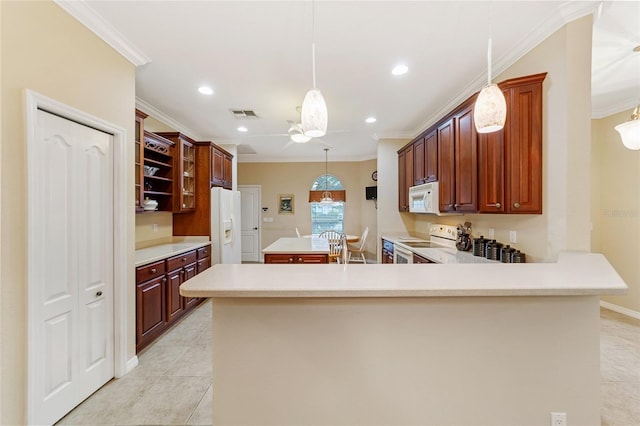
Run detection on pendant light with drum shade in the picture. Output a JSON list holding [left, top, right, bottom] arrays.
[[320, 148, 333, 204], [301, 0, 328, 138], [474, 4, 507, 134], [615, 104, 640, 150]]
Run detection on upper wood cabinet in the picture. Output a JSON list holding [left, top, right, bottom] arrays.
[[438, 102, 478, 213], [454, 103, 478, 212], [413, 130, 438, 185], [478, 73, 546, 214], [397, 144, 413, 212], [401, 72, 546, 215], [142, 131, 175, 212], [172, 141, 234, 237], [437, 118, 456, 212], [212, 148, 233, 189], [135, 109, 148, 211], [156, 132, 197, 213]]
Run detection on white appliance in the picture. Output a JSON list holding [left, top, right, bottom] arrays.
[[393, 224, 458, 264], [211, 187, 242, 264], [408, 181, 439, 214]]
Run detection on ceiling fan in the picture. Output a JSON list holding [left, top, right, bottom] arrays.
[[248, 119, 334, 150]]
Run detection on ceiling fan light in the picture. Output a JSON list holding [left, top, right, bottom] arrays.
[[615, 115, 640, 150], [474, 84, 507, 133], [290, 132, 312, 143], [301, 89, 328, 138]]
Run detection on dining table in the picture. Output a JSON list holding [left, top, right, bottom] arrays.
[[303, 234, 360, 243]]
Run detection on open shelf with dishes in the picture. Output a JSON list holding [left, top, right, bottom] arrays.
[[142, 131, 175, 212]]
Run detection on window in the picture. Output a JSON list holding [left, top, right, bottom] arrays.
[[310, 174, 345, 235]]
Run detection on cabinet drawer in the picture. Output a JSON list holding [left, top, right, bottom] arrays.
[[166, 250, 197, 271], [136, 260, 166, 283], [197, 245, 211, 259]]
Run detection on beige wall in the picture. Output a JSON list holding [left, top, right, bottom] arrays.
[[592, 110, 640, 313], [405, 16, 593, 262], [238, 160, 378, 257], [0, 1, 136, 423], [135, 212, 174, 248]]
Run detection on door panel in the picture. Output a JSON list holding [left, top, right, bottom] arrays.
[[239, 185, 261, 262], [32, 110, 114, 425]]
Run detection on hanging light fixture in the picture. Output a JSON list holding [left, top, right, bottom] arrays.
[[473, 3, 507, 134], [288, 123, 312, 143], [320, 148, 333, 203], [301, 0, 328, 138], [615, 104, 640, 150]]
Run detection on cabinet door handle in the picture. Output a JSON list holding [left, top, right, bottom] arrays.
[[489, 203, 502, 209], [162, 278, 167, 283], [203, 249, 207, 254], [180, 270, 185, 275], [454, 204, 460, 208], [289, 257, 294, 263], [182, 257, 187, 261], [298, 257, 303, 263], [150, 268, 156, 273], [513, 202, 521, 209]]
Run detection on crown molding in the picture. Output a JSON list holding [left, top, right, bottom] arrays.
[[410, 1, 598, 139], [54, 0, 150, 66], [135, 97, 203, 140], [592, 99, 640, 119], [237, 153, 377, 164]]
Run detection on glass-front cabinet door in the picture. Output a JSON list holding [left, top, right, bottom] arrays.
[[135, 109, 148, 211], [180, 140, 196, 211]]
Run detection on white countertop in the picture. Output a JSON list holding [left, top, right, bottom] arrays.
[[381, 233, 496, 264], [135, 238, 211, 266], [262, 237, 329, 254], [180, 251, 628, 298]]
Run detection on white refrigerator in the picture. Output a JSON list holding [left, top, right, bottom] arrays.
[[211, 187, 242, 264]]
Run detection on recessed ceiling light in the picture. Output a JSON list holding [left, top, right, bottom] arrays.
[[365, 117, 377, 124], [391, 64, 408, 76], [198, 86, 214, 95], [237, 126, 248, 133]]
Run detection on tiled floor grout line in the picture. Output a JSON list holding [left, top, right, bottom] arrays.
[[58, 303, 639, 425]]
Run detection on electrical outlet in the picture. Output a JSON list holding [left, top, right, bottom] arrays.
[[152, 223, 158, 233], [509, 230, 517, 243], [488, 228, 495, 239], [550, 412, 567, 426], [263, 217, 269, 223]]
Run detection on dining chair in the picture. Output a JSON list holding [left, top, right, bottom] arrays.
[[318, 230, 344, 263], [347, 227, 369, 263], [295, 227, 301, 238]]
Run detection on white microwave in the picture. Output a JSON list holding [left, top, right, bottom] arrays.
[[408, 181, 441, 215]]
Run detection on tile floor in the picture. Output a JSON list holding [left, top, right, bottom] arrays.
[[58, 303, 640, 426]]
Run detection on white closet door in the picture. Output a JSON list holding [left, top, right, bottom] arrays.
[[32, 110, 114, 425]]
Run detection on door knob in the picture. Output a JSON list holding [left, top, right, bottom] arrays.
[[253, 227, 258, 230], [96, 291, 103, 297], [495, 203, 501, 209]]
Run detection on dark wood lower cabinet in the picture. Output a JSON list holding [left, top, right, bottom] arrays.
[[264, 253, 329, 264], [413, 253, 435, 264], [136, 276, 166, 350], [166, 268, 185, 324], [135, 245, 210, 353]]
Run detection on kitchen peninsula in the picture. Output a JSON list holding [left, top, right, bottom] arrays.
[[180, 252, 627, 425], [262, 236, 329, 264]]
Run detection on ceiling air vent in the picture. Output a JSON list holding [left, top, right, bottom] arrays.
[[230, 109, 259, 119]]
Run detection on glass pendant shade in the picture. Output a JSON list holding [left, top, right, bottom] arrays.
[[615, 120, 640, 150], [615, 106, 640, 150], [301, 88, 328, 138], [474, 83, 507, 133]]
